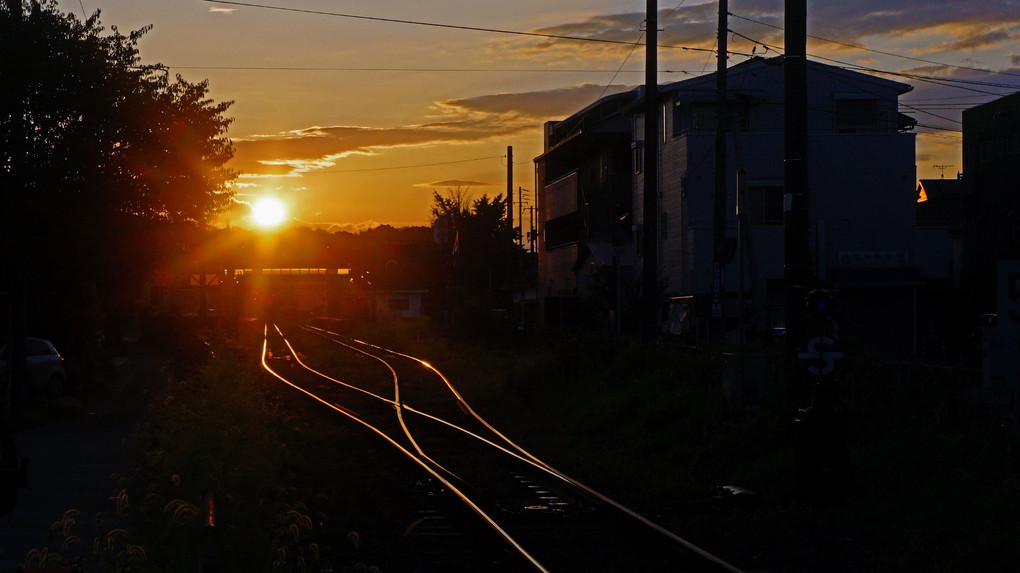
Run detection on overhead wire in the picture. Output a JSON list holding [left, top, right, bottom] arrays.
[[201, 0, 714, 54], [723, 22, 1017, 139], [725, 25, 1019, 95], [724, 13, 1017, 138], [193, 2, 1011, 176], [594, 0, 692, 102], [167, 66, 647, 74], [727, 11, 1020, 80], [184, 3, 1015, 98]]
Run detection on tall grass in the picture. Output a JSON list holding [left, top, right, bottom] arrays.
[[341, 319, 1020, 570], [125, 326, 387, 572]]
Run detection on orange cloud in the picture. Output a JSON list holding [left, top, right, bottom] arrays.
[[419, 179, 492, 189], [230, 84, 633, 179]]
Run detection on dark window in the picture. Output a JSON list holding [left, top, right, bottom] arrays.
[[834, 96, 881, 132], [746, 186, 784, 226], [674, 99, 750, 136], [545, 212, 581, 249]]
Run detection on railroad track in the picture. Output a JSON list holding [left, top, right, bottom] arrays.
[[261, 322, 742, 572]]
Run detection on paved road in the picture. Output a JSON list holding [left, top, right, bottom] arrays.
[[0, 352, 165, 571]]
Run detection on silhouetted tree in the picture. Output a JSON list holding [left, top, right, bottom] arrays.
[[1, 2, 234, 357], [429, 188, 517, 332]]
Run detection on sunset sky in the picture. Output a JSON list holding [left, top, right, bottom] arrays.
[[56, 0, 1020, 231]]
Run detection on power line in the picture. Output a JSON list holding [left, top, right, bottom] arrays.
[[902, 94, 999, 103], [728, 11, 1020, 80], [166, 65, 647, 74], [725, 25, 1020, 95], [825, 59, 1018, 95], [202, 0, 713, 53]]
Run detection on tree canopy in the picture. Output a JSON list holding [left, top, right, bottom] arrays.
[[1, 1, 235, 344], [2, 2, 234, 228], [430, 187, 520, 329]]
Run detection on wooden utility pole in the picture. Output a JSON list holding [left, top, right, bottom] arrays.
[[711, 0, 730, 337], [641, 0, 659, 340]]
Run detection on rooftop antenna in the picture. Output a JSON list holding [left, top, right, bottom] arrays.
[[933, 164, 953, 179]]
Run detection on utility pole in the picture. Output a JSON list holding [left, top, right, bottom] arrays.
[[518, 186, 525, 246], [785, 0, 848, 497], [506, 145, 515, 323], [640, 0, 659, 341], [784, 0, 810, 371], [506, 146, 513, 238], [529, 205, 536, 253], [711, 0, 730, 338]]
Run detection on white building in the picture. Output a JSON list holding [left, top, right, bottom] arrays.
[[535, 56, 950, 357]]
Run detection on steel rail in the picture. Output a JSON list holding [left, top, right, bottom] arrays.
[[304, 324, 552, 469], [303, 322, 744, 573], [293, 324, 592, 495], [275, 324, 466, 483], [261, 324, 549, 572]]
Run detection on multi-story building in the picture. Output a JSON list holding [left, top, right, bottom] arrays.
[[962, 91, 1020, 309], [535, 56, 950, 357]]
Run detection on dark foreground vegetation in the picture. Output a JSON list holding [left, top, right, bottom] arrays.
[[9, 317, 1020, 572]]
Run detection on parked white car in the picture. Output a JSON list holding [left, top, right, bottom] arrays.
[[0, 337, 66, 397]]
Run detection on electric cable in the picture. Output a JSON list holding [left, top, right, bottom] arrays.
[[201, 0, 713, 53]]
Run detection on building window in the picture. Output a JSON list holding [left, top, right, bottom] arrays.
[[833, 95, 881, 132], [388, 298, 410, 311], [746, 185, 784, 226], [632, 141, 644, 174], [673, 99, 750, 136], [545, 212, 581, 249]]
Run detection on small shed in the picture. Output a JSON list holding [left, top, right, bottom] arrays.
[[373, 290, 427, 320]]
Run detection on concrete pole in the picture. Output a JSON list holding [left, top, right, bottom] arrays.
[[712, 0, 729, 338], [641, 0, 659, 340], [784, 0, 811, 369], [507, 145, 513, 238]]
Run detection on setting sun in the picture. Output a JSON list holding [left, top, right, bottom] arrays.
[[252, 197, 286, 228]]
